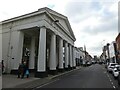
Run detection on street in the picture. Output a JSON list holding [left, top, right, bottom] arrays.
[[36, 64, 119, 88]]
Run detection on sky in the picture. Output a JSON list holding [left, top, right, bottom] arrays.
[[0, 0, 119, 57]]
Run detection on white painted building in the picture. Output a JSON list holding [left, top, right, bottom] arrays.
[[74, 47, 85, 66], [2, 7, 76, 78], [109, 41, 116, 63]]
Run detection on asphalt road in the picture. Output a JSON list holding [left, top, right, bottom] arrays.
[[36, 64, 120, 88]]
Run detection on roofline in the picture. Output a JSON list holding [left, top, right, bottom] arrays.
[[2, 8, 47, 24], [116, 33, 120, 41], [2, 7, 76, 41]]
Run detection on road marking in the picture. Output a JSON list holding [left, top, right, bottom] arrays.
[[113, 86, 116, 88], [36, 79, 60, 88], [104, 71, 106, 73], [106, 73, 116, 89]]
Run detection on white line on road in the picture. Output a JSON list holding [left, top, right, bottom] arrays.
[[110, 79, 112, 82], [113, 86, 116, 88], [106, 73, 116, 88], [36, 79, 60, 88], [111, 82, 114, 85]]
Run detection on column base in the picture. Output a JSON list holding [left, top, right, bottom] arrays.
[[65, 68, 69, 71], [68, 65, 72, 71], [49, 70, 57, 75], [70, 67, 74, 70], [10, 69, 18, 75], [35, 71, 48, 78], [73, 67, 76, 69], [29, 69, 35, 73], [58, 68, 64, 72]]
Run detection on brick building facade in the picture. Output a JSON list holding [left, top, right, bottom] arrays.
[[116, 33, 120, 64]]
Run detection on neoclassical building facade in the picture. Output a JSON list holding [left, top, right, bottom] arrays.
[[2, 7, 76, 78]]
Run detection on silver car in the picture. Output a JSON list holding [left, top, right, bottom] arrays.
[[107, 63, 117, 73], [112, 65, 120, 79]]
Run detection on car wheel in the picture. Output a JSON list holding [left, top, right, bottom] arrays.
[[118, 81, 120, 85], [114, 76, 117, 80], [118, 75, 120, 85]]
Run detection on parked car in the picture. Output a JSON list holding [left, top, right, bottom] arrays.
[[87, 61, 91, 66], [112, 65, 120, 79], [105, 62, 109, 69], [107, 63, 117, 73]]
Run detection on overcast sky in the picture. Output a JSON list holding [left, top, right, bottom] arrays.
[[0, 0, 119, 57]]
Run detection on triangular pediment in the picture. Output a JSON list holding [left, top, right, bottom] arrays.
[[44, 7, 76, 41]]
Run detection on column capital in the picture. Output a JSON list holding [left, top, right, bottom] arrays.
[[51, 32, 56, 35], [40, 26, 46, 29], [64, 40, 68, 44], [57, 35, 63, 40]]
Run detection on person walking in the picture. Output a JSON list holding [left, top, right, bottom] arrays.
[[21, 61, 26, 79], [17, 63, 24, 78], [2, 60, 4, 73], [25, 67, 29, 78]]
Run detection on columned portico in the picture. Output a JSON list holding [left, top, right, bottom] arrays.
[[2, 7, 76, 78], [58, 38, 64, 72], [35, 26, 47, 78], [49, 33, 57, 75], [65, 42, 69, 70], [29, 36, 35, 70]]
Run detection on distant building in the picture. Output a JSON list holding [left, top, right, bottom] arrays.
[[74, 47, 86, 66], [94, 55, 98, 62], [102, 46, 107, 62], [109, 41, 117, 63]]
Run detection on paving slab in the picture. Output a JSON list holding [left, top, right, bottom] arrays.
[[2, 66, 81, 89]]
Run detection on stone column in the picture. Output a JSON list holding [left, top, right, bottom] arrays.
[[72, 46, 76, 69], [58, 38, 63, 72], [65, 42, 68, 70], [49, 33, 57, 75], [35, 26, 47, 78], [69, 44, 73, 69], [29, 36, 35, 70], [11, 31, 24, 74], [68, 44, 70, 69]]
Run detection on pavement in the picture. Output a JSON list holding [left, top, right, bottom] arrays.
[[2, 66, 81, 89]]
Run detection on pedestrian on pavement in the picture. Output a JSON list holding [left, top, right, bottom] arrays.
[[2, 60, 5, 73], [25, 67, 29, 78], [17, 62, 24, 78], [21, 61, 27, 79]]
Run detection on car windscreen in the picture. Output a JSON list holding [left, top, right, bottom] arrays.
[[117, 67, 120, 71], [111, 64, 117, 66]]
